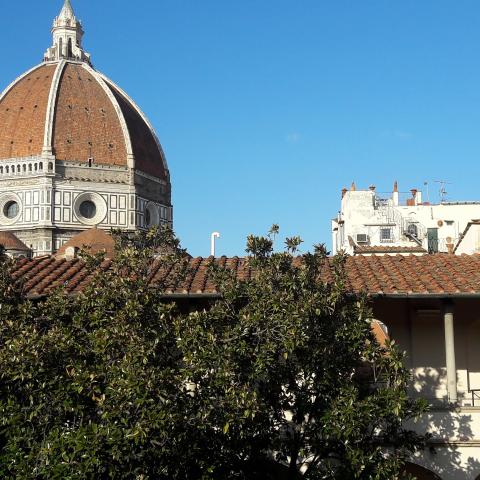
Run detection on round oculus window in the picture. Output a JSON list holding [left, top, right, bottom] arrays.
[[4, 201, 19, 219], [79, 200, 97, 219]]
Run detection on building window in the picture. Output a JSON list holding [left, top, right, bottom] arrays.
[[73, 192, 107, 226], [380, 227, 393, 243], [79, 200, 97, 219], [144, 203, 159, 228], [4, 201, 19, 219], [0, 193, 22, 225]]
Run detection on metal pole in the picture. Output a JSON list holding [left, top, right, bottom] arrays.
[[444, 301, 457, 404], [210, 232, 220, 257]]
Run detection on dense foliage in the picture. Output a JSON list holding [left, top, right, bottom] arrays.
[[0, 227, 427, 479]]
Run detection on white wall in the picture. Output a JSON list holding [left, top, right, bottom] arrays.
[[375, 298, 480, 480], [332, 188, 480, 255]]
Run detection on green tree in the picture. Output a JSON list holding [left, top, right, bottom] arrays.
[[0, 227, 192, 479], [0, 227, 427, 479], [173, 227, 428, 479]]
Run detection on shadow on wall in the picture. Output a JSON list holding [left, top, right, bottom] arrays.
[[408, 367, 480, 479], [413, 366, 448, 406]]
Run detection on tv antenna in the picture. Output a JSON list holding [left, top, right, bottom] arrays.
[[423, 181, 430, 204], [434, 180, 452, 203]]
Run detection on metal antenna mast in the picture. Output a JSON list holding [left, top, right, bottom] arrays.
[[434, 180, 452, 203], [423, 181, 430, 204]]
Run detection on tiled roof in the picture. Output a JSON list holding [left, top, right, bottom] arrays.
[[353, 245, 427, 254], [56, 228, 115, 258], [0, 61, 169, 180], [9, 254, 480, 299], [0, 232, 30, 252]]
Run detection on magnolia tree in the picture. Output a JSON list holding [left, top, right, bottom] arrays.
[[0, 227, 427, 479]]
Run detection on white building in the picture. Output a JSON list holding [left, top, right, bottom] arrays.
[[332, 182, 480, 256]]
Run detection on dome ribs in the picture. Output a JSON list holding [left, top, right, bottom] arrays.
[[0, 65, 55, 159], [105, 81, 167, 180], [0, 59, 169, 190], [53, 64, 127, 167]]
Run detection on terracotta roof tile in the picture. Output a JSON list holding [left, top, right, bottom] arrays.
[[0, 64, 56, 159], [353, 245, 427, 254], [7, 254, 480, 298], [0, 232, 31, 252], [56, 228, 115, 258], [53, 64, 128, 167]]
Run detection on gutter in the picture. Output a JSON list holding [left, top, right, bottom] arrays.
[[25, 291, 480, 301], [368, 293, 480, 299]]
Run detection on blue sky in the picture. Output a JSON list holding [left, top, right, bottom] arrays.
[[1, 1, 480, 256]]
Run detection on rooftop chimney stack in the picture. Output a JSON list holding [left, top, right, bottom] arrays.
[[341, 187, 347, 199], [416, 190, 422, 205], [351, 182, 356, 192], [392, 181, 399, 206], [411, 189, 418, 206]]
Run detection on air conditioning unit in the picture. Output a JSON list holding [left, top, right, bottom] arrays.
[[406, 223, 418, 238], [356, 233, 369, 244]]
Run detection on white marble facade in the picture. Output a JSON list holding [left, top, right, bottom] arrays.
[[0, 156, 172, 256]]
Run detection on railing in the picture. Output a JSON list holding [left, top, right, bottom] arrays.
[[374, 197, 428, 246], [470, 389, 480, 407], [0, 157, 55, 177]]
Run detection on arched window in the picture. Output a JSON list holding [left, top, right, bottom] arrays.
[[58, 37, 63, 58], [48, 162, 53, 172], [17, 165, 21, 173], [67, 38, 73, 58], [5, 166, 9, 174], [402, 462, 442, 479], [0, 167, 4, 174], [39, 162, 43, 171], [22, 164, 26, 172], [28, 164, 32, 172], [34, 163, 38, 172]]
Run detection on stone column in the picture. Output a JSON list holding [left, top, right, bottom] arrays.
[[444, 301, 457, 404]]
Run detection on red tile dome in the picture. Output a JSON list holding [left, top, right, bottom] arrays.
[[0, 60, 169, 180]]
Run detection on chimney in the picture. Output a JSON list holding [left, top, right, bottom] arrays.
[[411, 189, 418, 206], [341, 187, 347, 199], [351, 182, 356, 192], [64, 246, 78, 260], [369, 185, 376, 192], [392, 181, 399, 206]]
